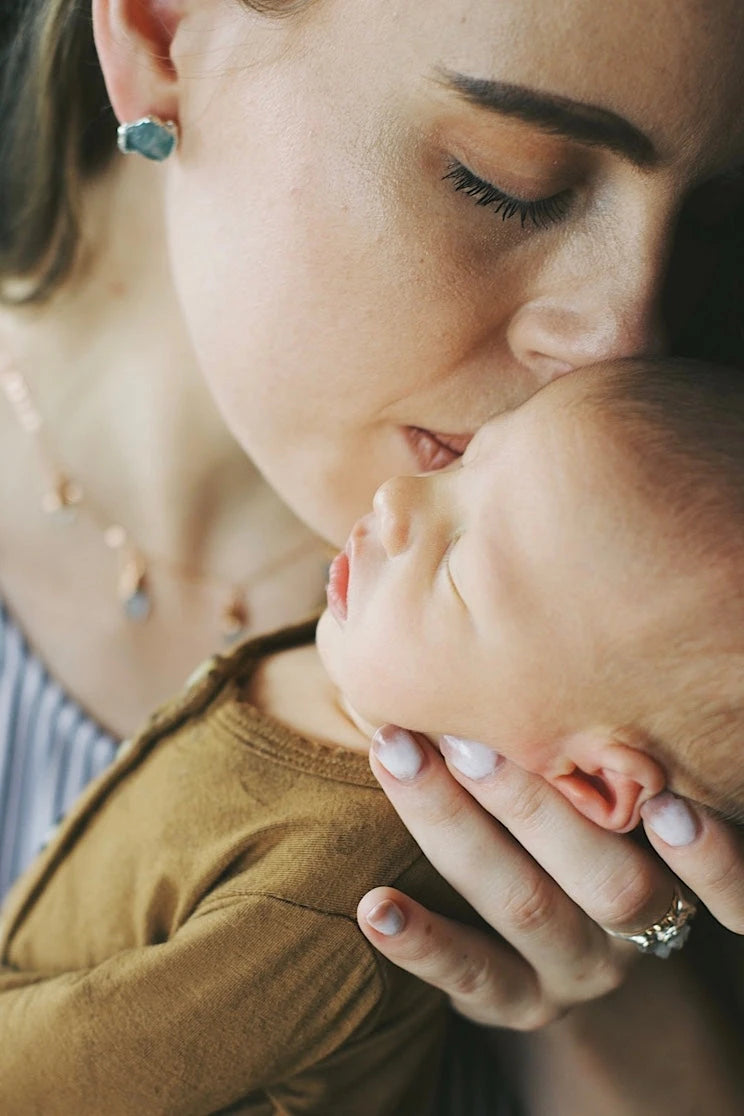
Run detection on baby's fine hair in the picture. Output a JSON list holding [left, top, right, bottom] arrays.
[[583, 357, 744, 822], [590, 357, 744, 535]]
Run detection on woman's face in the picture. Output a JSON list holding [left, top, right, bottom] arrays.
[[164, 0, 744, 546]]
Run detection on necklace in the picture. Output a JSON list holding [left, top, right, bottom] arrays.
[[0, 362, 320, 643]]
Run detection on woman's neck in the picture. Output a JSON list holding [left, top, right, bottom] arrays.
[[0, 157, 288, 580], [0, 159, 332, 738]]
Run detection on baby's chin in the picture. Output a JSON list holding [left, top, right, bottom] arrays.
[[314, 613, 387, 735], [315, 608, 341, 683], [338, 693, 384, 740]]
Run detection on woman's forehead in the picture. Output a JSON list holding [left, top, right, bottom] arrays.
[[405, 0, 742, 82], [341, 0, 744, 166]]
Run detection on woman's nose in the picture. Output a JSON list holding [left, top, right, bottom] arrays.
[[373, 476, 420, 557], [508, 297, 666, 383], [507, 205, 671, 382]]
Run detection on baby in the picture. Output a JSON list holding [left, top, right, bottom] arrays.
[[1, 357, 742, 1115], [318, 356, 744, 834]]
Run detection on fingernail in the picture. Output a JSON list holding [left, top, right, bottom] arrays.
[[440, 734, 502, 780], [366, 900, 406, 936], [372, 726, 423, 781], [641, 792, 699, 847]]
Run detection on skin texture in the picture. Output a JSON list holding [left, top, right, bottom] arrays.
[[22, 0, 738, 1082], [100, 0, 744, 547], [317, 365, 744, 831]]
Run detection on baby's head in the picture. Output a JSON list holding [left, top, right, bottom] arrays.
[[317, 357, 744, 832]]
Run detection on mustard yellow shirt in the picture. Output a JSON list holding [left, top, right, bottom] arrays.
[[0, 621, 477, 1115]]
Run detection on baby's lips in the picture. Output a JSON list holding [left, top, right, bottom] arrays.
[[326, 550, 349, 622]]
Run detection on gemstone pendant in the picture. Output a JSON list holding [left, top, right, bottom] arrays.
[[221, 590, 248, 643], [118, 554, 152, 622], [123, 583, 152, 622]]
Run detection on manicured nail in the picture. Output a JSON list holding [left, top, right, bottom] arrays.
[[366, 899, 406, 936], [372, 726, 423, 781], [641, 792, 699, 847], [440, 734, 502, 780]]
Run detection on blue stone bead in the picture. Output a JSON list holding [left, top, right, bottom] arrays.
[[118, 117, 177, 162], [123, 587, 152, 621]]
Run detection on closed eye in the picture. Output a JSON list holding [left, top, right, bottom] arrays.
[[444, 160, 571, 230], [442, 533, 466, 607]]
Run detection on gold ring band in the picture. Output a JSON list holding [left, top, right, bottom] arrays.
[[605, 887, 697, 959]]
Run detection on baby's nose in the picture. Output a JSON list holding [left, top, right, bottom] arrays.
[[373, 477, 416, 557]]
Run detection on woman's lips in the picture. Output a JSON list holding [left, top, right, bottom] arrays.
[[403, 426, 473, 471], [326, 549, 350, 623]]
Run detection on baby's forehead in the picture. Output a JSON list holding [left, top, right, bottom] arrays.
[[470, 393, 566, 458], [474, 382, 609, 483]]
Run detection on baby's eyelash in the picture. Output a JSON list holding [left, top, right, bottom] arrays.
[[442, 534, 465, 605], [444, 160, 571, 229]]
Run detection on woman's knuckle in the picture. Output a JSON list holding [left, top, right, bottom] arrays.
[[600, 955, 626, 994], [554, 940, 625, 1001], [450, 952, 494, 1000], [399, 930, 442, 968], [422, 787, 474, 834], [514, 1000, 564, 1032], [593, 868, 655, 932], [504, 779, 549, 830], [502, 875, 556, 935], [582, 953, 626, 998]]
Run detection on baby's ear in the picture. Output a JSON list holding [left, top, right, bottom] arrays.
[[548, 730, 666, 832]]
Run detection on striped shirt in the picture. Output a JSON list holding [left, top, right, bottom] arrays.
[[0, 600, 118, 902]]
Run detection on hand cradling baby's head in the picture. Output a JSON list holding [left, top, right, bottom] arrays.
[[318, 357, 744, 832]]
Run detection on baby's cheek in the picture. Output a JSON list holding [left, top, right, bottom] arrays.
[[350, 668, 441, 734], [345, 661, 410, 725], [314, 611, 348, 690]]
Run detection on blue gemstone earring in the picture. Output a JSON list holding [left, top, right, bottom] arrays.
[[116, 115, 179, 162]]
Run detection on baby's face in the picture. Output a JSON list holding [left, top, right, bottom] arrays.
[[316, 373, 743, 825], [317, 380, 639, 753]]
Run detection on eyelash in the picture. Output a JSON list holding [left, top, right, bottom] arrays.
[[444, 160, 571, 229]]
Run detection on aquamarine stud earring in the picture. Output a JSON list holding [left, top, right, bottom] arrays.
[[117, 115, 179, 162]]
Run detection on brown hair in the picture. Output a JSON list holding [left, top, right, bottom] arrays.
[[0, 0, 306, 305], [0, 1, 114, 302]]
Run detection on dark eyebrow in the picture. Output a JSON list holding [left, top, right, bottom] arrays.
[[437, 68, 658, 169]]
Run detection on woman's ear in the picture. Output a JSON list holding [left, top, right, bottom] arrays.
[[92, 0, 184, 124], [549, 733, 666, 833]]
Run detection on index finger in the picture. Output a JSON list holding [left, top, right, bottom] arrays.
[[369, 728, 648, 1005], [436, 738, 674, 935]]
